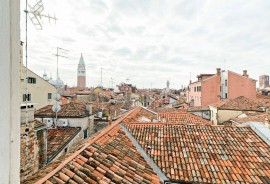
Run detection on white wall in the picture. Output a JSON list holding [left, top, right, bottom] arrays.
[[209, 106, 218, 124], [0, 0, 20, 183], [218, 110, 243, 124], [220, 70, 228, 99]]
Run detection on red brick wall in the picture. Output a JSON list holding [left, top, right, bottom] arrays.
[[228, 72, 256, 99], [77, 76, 86, 89], [201, 75, 220, 106]]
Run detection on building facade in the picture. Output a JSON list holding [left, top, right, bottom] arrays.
[[77, 54, 86, 89], [187, 68, 257, 106]]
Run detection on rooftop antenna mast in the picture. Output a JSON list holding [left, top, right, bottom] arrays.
[[100, 68, 104, 110], [126, 78, 130, 101], [53, 47, 69, 81], [23, 0, 57, 152]]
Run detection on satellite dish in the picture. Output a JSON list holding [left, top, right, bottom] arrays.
[[52, 103, 61, 112], [53, 93, 61, 101]]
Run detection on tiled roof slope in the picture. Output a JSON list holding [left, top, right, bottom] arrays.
[[123, 107, 157, 123], [231, 112, 270, 125], [33, 119, 47, 130], [24, 107, 160, 184], [211, 96, 262, 111], [47, 127, 81, 162], [158, 112, 211, 125], [188, 106, 210, 112], [125, 123, 270, 183], [34, 127, 160, 184], [35, 102, 90, 118]]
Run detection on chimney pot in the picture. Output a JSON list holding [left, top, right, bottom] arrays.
[[243, 70, 248, 77], [216, 68, 221, 75]]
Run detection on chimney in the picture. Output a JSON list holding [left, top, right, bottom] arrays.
[[243, 70, 248, 77], [216, 68, 221, 75], [86, 102, 92, 115]]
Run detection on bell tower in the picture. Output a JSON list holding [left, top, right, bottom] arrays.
[[77, 53, 86, 89]]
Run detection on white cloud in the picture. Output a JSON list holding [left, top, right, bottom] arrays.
[[20, 0, 270, 89]]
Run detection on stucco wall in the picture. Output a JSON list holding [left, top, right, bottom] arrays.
[[202, 75, 220, 106], [209, 106, 218, 124], [0, 1, 20, 182], [20, 66, 57, 110], [188, 81, 202, 106], [217, 109, 243, 124], [228, 72, 256, 99]]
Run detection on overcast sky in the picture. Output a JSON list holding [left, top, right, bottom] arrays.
[[20, 0, 270, 89]]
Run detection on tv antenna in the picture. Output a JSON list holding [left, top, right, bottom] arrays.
[[23, 0, 57, 152], [26, 0, 57, 31], [52, 93, 61, 127], [100, 68, 104, 110], [53, 47, 69, 83]]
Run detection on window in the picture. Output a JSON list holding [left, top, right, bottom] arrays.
[[194, 87, 196, 92], [27, 77, 36, 84], [23, 94, 31, 102], [225, 80, 228, 86], [48, 93, 52, 100], [83, 129, 88, 139], [225, 93, 228, 98]]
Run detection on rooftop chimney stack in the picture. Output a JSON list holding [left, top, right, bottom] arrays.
[[243, 70, 248, 77], [216, 68, 221, 75]]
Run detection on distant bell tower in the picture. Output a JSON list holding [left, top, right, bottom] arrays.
[[77, 53, 86, 89], [166, 80, 170, 92]]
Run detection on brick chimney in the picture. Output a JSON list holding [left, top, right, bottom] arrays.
[[216, 68, 221, 75], [243, 70, 248, 77]]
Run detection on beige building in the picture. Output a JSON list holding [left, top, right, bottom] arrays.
[[20, 65, 57, 110]]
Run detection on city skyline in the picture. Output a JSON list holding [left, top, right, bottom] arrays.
[[20, 0, 270, 88]]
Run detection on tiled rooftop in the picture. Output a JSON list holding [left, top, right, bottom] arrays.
[[122, 107, 157, 123], [35, 102, 91, 118], [125, 123, 270, 183], [211, 96, 263, 111], [231, 112, 270, 125], [157, 112, 211, 125], [34, 119, 47, 130], [24, 107, 270, 184], [47, 127, 81, 162], [188, 106, 210, 112], [24, 110, 160, 184]]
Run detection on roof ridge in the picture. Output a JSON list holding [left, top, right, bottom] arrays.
[[35, 107, 139, 184]]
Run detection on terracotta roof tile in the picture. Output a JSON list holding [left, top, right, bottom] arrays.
[[231, 112, 270, 125], [211, 96, 263, 111], [47, 127, 81, 162], [24, 108, 160, 184], [157, 112, 211, 125], [125, 123, 270, 183], [35, 102, 91, 118]]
